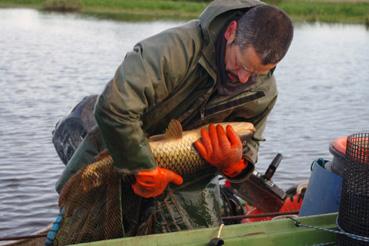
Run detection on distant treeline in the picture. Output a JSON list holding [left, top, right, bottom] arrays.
[[0, 0, 368, 24]]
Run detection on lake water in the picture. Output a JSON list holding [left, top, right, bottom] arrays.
[[0, 8, 369, 239]]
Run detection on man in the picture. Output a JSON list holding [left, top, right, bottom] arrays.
[[56, 0, 293, 238]]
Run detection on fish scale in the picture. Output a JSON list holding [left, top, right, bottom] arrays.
[[149, 121, 255, 176], [152, 134, 203, 175], [64, 121, 255, 193]]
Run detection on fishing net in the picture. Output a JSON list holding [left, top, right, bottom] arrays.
[[51, 96, 254, 244], [337, 132, 369, 246], [54, 153, 225, 245], [54, 154, 124, 245]]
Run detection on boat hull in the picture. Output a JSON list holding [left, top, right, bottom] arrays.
[[74, 213, 337, 246]]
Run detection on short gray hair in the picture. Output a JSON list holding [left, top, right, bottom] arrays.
[[234, 5, 294, 65]]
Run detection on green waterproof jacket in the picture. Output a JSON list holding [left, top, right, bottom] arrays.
[[94, 0, 278, 175], [56, 0, 278, 191], [55, 0, 281, 236]]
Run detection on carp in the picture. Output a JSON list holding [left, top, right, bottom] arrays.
[[148, 120, 255, 176], [65, 120, 255, 194]]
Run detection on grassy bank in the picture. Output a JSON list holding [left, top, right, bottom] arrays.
[[81, 0, 207, 21], [278, 0, 369, 24], [0, 0, 368, 24]]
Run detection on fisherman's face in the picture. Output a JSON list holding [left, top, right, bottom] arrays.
[[224, 21, 276, 84]]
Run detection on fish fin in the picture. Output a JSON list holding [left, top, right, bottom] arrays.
[[148, 134, 165, 142], [94, 149, 110, 161], [164, 119, 183, 139]]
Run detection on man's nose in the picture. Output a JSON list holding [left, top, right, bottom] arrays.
[[238, 70, 251, 84]]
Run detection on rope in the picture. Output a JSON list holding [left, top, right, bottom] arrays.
[[217, 224, 224, 238], [287, 216, 369, 243], [222, 210, 299, 221]]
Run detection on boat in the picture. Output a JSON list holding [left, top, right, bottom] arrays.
[[2, 213, 338, 246], [74, 213, 338, 246], [3, 97, 367, 246], [0, 157, 330, 246]]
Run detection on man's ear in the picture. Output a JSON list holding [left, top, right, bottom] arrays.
[[224, 20, 237, 42]]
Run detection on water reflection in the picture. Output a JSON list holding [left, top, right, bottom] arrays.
[[0, 8, 369, 238]]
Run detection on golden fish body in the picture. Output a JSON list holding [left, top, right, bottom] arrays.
[[149, 128, 206, 176], [63, 121, 255, 195], [148, 121, 255, 176]]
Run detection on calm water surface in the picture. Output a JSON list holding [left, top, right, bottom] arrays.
[[0, 9, 369, 238]]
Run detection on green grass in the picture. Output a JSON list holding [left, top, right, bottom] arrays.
[[277, 1, 369, 23], [0, 0, 42, 8], [81, 0, 207, 20], [83, 0, 205, 12], [0, 0, 368, 24]]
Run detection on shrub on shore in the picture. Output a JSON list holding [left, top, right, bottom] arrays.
[[43, 0, 81, 12]]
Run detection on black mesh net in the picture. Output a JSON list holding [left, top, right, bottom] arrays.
[[54, 155, 124, 245], [337, 133, 369, 246]]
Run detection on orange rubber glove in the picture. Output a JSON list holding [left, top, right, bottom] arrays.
[[194, 124, 247, 177], [132, 167, 183, 198]]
